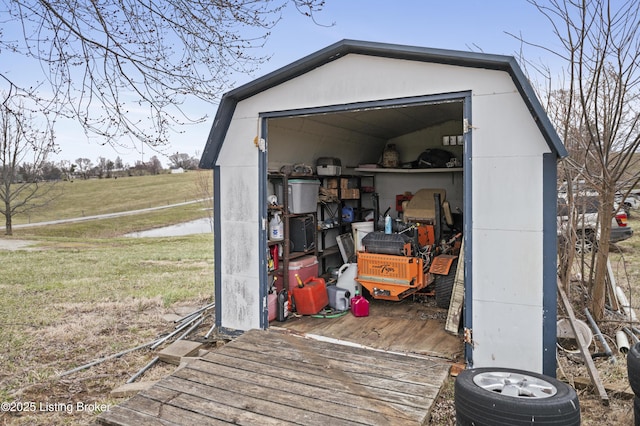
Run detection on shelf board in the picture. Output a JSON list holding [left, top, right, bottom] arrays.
[[318, 246, 340, 259], [354, 167, 462, 173], [287, 250, 315, 260]]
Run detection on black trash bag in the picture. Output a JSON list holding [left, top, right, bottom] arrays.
[[414, 148, 455, 168]]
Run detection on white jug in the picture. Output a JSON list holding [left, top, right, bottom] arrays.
[[337, 263, 361, 305], [269, 213, 284, 241]]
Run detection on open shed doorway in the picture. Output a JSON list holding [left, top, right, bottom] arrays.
[[262, 94, 469, 361]]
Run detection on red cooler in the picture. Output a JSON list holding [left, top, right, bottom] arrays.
[[276, 255, 319, 292]]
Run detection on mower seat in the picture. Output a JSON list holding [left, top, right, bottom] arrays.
[[403, 188, 454, 227]]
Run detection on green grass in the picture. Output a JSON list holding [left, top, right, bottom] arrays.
[[9, 170, 213, 225], [14, 202, 211, 239], [0, 172, 215, 424]]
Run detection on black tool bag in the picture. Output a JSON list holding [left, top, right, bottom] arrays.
[[415, 149, 455, 168]]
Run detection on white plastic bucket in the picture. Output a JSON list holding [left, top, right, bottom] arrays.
[[352, 221, 374, 252]]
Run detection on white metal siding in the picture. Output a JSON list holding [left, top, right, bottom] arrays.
[[470, 89, 548, 372], [217, 117, 261, 330], [239, 55, 516, 115], [216, 52, 552, 372]]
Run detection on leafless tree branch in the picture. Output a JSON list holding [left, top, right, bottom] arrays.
[[0, 0, 326, 150]]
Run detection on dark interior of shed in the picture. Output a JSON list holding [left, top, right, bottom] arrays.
[[264, 99, 465, 357]]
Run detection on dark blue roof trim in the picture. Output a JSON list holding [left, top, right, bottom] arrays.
[[199, 39, 567, 168]]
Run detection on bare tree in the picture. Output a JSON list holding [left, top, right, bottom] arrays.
[[0, 96, 58, 235], [148, 156, 163, 175], [96, 157, 108, 178], [169, 152, 198, 170], [0, 1, 326, 152], [114, 156, 124, 171], [74, 158, 93, 179], [58, 159, 76, 181], [525, 0, 640, 320], [195, 170, 214, 231]]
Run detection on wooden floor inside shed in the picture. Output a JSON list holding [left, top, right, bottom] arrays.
[[278, 296, 463, 361], [98, 328, 453, 425]]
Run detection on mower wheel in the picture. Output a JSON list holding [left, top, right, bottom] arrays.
[[435, 259, 457, 309]]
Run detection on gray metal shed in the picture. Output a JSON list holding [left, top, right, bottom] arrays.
[[200, 39, 567, 376]]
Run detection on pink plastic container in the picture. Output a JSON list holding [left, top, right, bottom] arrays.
[[268, 292, 277, 322], [351, 294, 369, 317]]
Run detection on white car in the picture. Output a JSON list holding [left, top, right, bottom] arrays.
[[558, 196, 633, 253], [615, 192, 640, 215]]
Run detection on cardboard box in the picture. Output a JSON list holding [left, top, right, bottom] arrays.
[[326, 178, 339, 189], [326, 188, 339, 198], [341, 188, 360, 199]]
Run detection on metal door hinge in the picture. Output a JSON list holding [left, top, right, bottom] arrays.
[[463, 119, 476, 134], [464, 327, 474, 347], [254, 136, 266, 152]]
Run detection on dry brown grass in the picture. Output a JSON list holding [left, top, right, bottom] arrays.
[[554, 215, 640, 425], [1, 296, 215, 425], [0, 232, 215, 425]]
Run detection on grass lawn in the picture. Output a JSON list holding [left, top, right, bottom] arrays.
[[0, 172, 215, 425]]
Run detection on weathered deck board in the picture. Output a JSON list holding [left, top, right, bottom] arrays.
[[98, 329, 451, 425], [183, 354, 423, 422]]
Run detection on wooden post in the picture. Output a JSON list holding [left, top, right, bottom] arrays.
[[557, 280, 609, 405]]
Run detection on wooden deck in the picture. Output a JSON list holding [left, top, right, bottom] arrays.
[[98, 327, 453, 425]]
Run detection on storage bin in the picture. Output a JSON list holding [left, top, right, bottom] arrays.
[[317, 165, 341, 176], [275, 255, 319, 292], [292, 277, 328, 315], [276, 179, 320, 213]]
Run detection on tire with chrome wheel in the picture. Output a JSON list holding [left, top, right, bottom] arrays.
[[455, 367, 580, 425], [629, 343, 640, 396]]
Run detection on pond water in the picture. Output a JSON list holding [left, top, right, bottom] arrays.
[[125, 218, 213, 238]]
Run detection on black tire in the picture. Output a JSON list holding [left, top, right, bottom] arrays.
[[435, 259, 458, 309], [635, 397, 640, 426], [629, 343, 640, 396], [455, 367, 580, 426]]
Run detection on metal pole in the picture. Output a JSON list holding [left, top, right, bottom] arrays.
[[127, 356, 159, 384], [176, 316, 205, 341], [58, 338, 160, 377], [584, 308, 614, 360], [150, 316, 197, 350], [174, 302, 215, 323], [623, 327, 639, 344], [204, 321, 217, 339]]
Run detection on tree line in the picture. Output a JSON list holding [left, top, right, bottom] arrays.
[[28, 153, 201, 182]]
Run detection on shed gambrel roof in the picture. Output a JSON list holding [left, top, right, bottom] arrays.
[[199, 39, 567, 168]]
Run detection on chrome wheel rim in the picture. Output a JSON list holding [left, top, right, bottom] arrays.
[[472, 371, 558, 398]]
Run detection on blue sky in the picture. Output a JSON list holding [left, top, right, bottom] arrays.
[[5, 1, 564, 167]]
